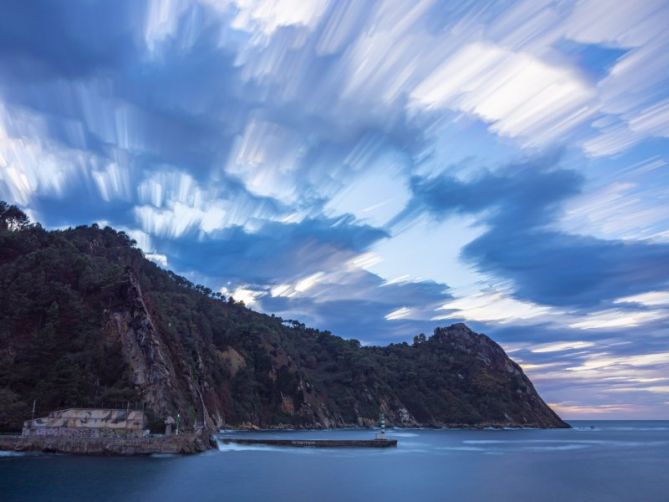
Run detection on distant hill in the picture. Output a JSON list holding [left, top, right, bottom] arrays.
[[0, 201, 567, 431]]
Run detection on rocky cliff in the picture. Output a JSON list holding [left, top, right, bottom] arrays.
[[0, 202, 567, 431]]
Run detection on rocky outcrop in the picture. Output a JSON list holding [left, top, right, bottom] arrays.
[[105, 275, 177, 420]]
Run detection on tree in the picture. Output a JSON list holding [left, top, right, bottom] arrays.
[[0, 202, 31, 231], [413, 333, 427, 346]]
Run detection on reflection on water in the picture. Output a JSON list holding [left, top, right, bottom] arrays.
[[1, 421, 668, 502]]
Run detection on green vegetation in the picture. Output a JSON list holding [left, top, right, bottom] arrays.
[[0, 202, 566, 431]]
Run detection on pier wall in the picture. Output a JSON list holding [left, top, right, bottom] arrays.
[[0, 432, 214, 455]]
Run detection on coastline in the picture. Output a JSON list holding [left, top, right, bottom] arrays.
[[0, 421, 570, 457], [229, 421, 571, 431]]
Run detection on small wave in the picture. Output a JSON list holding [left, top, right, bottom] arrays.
[[435, 446, 485, 452], [607, 427, 669, 431], [458, 441, 592, 452], [463, 440, 511, 445], [391, 427, 429, 431], [573, 426, 669, 432], [391, 447, 431, 454], [0, 450, 30, 457], [463, 438, 668, 449], [216, 441, 317, 453], [389, 432, 419, 438], [464, 439, 595, 445], [217, 442, 280, 452], [521, 444, 590, 452], [440, 444, 586, 453], [571, 424, 669, 432]]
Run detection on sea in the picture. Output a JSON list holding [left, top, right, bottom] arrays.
[[1, 421, 668, 501]]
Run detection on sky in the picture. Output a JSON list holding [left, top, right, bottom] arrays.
[[1, 0, 669, 420]]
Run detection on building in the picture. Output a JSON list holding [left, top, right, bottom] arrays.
[[22, 408, 147, 438]]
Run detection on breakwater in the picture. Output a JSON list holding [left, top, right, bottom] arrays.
[[219, 437, 398, 448]]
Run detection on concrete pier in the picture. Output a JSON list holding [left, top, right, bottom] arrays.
[[220, 437, 398, 448]]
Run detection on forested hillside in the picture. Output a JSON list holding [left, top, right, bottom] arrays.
[[0, 201, 566, 431]]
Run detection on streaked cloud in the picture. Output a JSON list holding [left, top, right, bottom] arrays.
[[385, 306, 413, 321], [607, 385, 669, 394], [411, 42, 595, 145], [569, 309, 668, 330], [615, 291, 669, 307], [530, 341, 595, 353], [229, 0, 330, 36], [549, 402, 637, 417], [435, 290, 553, 324]]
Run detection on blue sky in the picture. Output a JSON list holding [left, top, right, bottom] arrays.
[[1, 0, 669, 419]]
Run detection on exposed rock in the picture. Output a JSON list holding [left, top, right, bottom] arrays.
[[217, 347, 246, 377]]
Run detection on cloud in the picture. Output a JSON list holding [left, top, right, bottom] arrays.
[[0, 103, 91, 205], [548, 402, 637, 417], [566, 351, 669, 372], [559, 172, 669, 241], [399, 154, 581, 229], [530, 341, 595, 353], [258, 256, 453, 340], [226, 116, 308, 204], [403, 157, 669, 308], [435, 290, 554, 325], [410, 42, 596, 145], [262, 283, 450, 341], [466, 229, 669, 308], [228, 0, 330, 36], [569, 308, 668, 330], [583, 99, 669, 156], [133, 168, 284, 237], [93, 163, 133, 202], [615, 291, 669, 307], [385, 306, 413, 321], [157, 215, 387, 284]]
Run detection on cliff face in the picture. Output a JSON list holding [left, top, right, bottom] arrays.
[[0, 205, 567, 431]]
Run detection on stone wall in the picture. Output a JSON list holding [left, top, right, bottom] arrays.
[[0, 431, 215, 455], [22, 426, 146, 439]]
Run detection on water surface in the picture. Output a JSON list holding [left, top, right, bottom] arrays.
[[1, 421, 667, 501]]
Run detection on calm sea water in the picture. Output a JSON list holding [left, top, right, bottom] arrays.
[[1, 421, 668, 501]]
